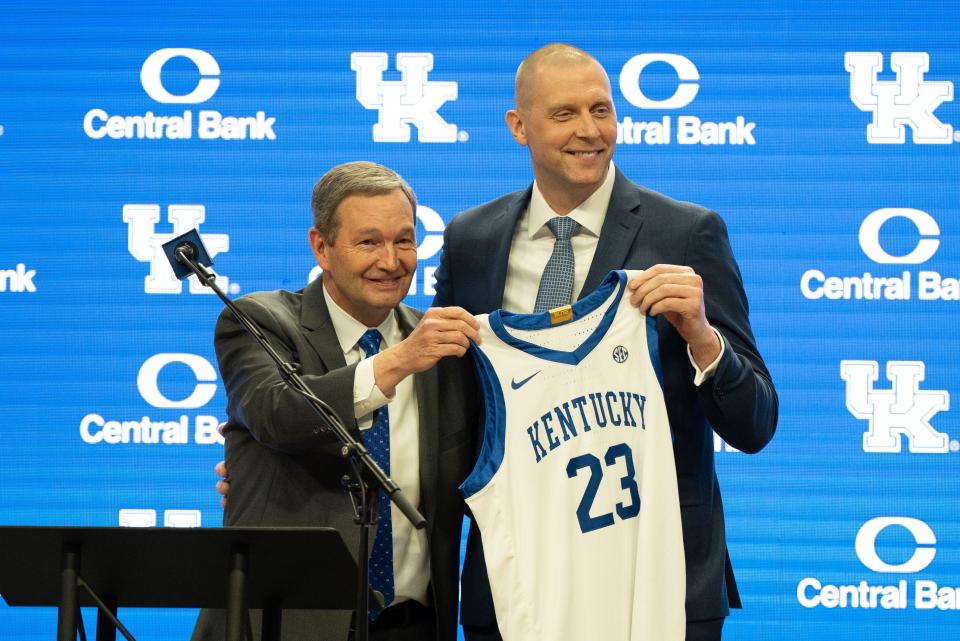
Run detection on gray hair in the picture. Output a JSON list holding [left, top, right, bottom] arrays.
[[311, 161, 417, 243]]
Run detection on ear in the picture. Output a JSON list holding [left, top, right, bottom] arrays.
[[505, 109, 527, 146], [309, 228, 331, 271]]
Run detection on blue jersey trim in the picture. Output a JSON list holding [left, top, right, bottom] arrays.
[[460, 342, 507, 499], [645, 316, 665, 391], [488, 270, 627, 366]]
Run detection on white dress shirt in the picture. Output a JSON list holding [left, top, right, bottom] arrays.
[[502, 163, 724, 383], [322, 284, 430, 607]]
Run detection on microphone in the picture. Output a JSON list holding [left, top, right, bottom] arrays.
[[162, 229, 213, 280], [174, 240, 196, 262]]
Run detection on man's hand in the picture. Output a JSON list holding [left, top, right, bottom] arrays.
[[627, 265, 721, 369], [215, 460, 230, 509], [373, 307, 480, 396]]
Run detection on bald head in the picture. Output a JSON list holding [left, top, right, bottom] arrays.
[[514, 43, 607, 113], [505, 43, 616, 215]]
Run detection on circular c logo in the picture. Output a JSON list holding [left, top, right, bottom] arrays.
[[137, 353, 218, 409], [416, 205, 446, 261], [140, 48, 221, 104], [619, 53, 700, 109], [855, 517, 936, 573], [858, 208, 940, 264]]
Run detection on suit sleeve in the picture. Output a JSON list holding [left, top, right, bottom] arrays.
[[687, 211, 778, 454], [431, 223, 456, 308], [214, 295, 359, 454]]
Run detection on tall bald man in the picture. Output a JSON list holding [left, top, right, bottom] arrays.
[[434, 43, 778, 641]]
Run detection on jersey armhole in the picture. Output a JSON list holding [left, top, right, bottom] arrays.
[[460, 344, 507, 499], [645, 315, 665, 391]]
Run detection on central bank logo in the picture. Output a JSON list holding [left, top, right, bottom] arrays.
[[840, 360, 953, 453], [123, 204, 233, 294], [80, 352, 223, 446], [140, 48, 221, 104], [351, 52, 462, 143], [797, 516, 958, 610], [856, 517, 937, 573], [0, 263, 37, 293], [84, 48, 276, 140], [845, 52, 956, 144], [617, 53, 755, 146], [138, 353, 218, 409], [800, 208, 960, 301], [620, 53, 700, 109], [858, 208, 940, 264]]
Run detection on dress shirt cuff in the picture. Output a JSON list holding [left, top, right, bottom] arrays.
[[688, 327, 726, 387], [353, 356, 393, 425]]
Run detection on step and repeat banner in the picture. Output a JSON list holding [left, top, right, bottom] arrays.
[[1, 1, 958, 638]]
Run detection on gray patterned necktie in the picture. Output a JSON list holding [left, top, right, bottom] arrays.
[[534, 216, 581, 313]]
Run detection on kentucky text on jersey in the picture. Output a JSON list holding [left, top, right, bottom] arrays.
[[527, 390, 647, 463]]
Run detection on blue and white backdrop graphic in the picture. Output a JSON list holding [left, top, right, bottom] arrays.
[[1, 1, 959, 638]]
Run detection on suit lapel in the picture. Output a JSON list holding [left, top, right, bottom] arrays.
[[299, 278, 349, 372], [486, 186, 532, 311], [582, 168, 645, 296], [395, 305, 439, 534]]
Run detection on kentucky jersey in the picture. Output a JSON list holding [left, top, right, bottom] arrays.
[[461, 269, 685, 641]]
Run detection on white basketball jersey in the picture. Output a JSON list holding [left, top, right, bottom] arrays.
[[461, 269, 685, 641]]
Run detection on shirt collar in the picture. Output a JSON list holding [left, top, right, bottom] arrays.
[[321, 280, 400, 354], [527, 161, 616, 240]]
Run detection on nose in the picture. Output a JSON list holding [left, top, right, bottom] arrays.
[[575, 110, 601, 139], [377, 243, 400, 271]]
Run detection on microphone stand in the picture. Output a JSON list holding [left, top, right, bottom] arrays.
[[170, 241, 425, 641]]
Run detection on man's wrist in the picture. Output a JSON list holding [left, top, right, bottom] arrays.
[[372, 345, 411, 398], [688, 327, 726, 386], [688, 325, 722, 370], [353, 357, 391, 420]]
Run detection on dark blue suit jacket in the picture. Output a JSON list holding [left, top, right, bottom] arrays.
[[432, 168, 778, 626]]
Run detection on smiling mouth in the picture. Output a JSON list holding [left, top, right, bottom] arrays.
[[367, 275, 406, 287], [567, 150, 603, 158]]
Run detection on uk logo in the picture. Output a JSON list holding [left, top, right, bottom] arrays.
[[845, 52, 955, 144], [350, 52, 461, 143], [123, 204, 231, 294], [840, 360, 952, 453]]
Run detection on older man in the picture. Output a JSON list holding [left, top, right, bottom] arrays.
[[435, 44, 778, 641], [194, 161, 479, 641]]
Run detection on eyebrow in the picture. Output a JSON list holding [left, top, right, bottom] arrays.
[[352, 224, 416, 236], [547, 97, 613, 111]]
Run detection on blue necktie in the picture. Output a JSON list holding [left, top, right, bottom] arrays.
[[356, 328, 395, 614], [534, 216, 581, 313]]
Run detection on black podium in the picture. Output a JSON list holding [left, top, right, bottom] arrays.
[[0, 525, 368, 641]]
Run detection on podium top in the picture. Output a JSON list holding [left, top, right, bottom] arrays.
[[0, 525, 359, 609]]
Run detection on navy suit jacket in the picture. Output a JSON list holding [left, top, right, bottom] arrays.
[[433, 168, 778, 624]]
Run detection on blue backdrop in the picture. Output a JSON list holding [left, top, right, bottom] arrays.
[[1, 1, 959, 638]]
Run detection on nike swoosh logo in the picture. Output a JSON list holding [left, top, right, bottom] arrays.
[[511, 371, 541, 390]]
